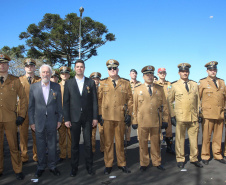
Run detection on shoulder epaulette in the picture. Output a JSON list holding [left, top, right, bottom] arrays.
[[171, 80, 177, 84], [154, 83, 163, 88], [190, 80, 197, 83], [199, 77, 207, 81], [100, 77, 108, 81], [134, 83, 142, 88], [121, 78, 130, 82], [217, 77, 224, 81]]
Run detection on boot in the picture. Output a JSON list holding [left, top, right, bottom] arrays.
[[165, 137, 175, 155]]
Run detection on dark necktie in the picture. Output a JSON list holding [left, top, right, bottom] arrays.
[[0, 77, 4, 84], [184, 81, 189, 92], [112, 80, 116, 88], [213, 79, 218, 88], [148, 85, 152, 96], [28, 77, 31, 84]]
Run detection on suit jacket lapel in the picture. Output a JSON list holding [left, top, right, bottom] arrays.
[[73, 77, 81, 96], [38, 81, 46, 105], [47, 82, 53, 105], [82, 77, 88, 97]]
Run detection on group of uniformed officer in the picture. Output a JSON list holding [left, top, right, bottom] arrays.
[[1, 53, 226, 180]]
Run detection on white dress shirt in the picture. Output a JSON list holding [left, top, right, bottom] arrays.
[[75, 76, 85, 95], [41, 81, 50, 105]]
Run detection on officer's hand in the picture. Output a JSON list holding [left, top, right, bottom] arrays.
[[30, 124, 35, 132], [92, 119, 98, 127], [98, 115, 104, 126], [171, 117, 176, 127], [125, 115, 131, 127], [16, 116, 25, 126], [198, 117, 203, 124], [65, 121, 72, 128], [161, 122, 168, 129], [132, 124, 138, 130], [57, 122, 61, 129]]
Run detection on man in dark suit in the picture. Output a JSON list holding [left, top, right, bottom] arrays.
[[63, 59, 98, 177], [29, 64, 63, 177]]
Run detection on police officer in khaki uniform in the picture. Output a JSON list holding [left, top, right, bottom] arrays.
[[0, 54, 28, 180], [126, 69, 142, 145], [19, 58, 40, 163], [199, 61, 226, 165], [132, 65, 168, 172], [156, 67, 175, 154], [90, 72, 104, 153], [50, 70, 60, 83], [168, 63, 203, 168], [99, 59, 133, 175], [58, 66, 71, 162]]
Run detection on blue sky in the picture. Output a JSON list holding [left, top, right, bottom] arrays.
[[1, 0, 226, 82]]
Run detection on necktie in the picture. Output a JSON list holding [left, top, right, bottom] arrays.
[[184, 82, 189, 92], [0, 77, 4, 84], [148, 85, 152, 96], [28, 77, 31, 84], [213, 79, 218, 88], [112, 80, 116, 88]]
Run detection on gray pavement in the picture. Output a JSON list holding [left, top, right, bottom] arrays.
[[1, 125, 226, 185]]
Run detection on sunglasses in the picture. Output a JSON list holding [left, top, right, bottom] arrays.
[[108, 67, 117, 70]]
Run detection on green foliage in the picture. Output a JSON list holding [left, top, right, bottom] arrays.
[[19, 13, 116, 67]]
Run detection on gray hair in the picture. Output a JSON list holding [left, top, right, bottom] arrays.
[[39, 64, 52, 75]]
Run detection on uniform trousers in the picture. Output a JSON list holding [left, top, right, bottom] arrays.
[[224, 124, 226, 157], [70, 114, 93, 170], [19, 116, 38, 162], [91, 123, 105, 153], [165, 116, 172, 138], [138, 126, 161, 167], [58, 122, 71, 158], [201, 119, 224, 160], [176, 121, 199, 162], [0, 121, 22, 173], [126, 126, 131, 141], [104, 120, 126, 167]]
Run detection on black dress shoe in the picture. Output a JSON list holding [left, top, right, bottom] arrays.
[[118, 166, 131, 173], [177, 162, 184, 168], [190, 161, 203, 168], [58, 158, 64, 163], [70, 168, 78, 177], [104, 167, 112, 175], [87, 167, 95, 175], [16, 172, 24, 180], [35, 170, 44, 178], [140, 166, 147, 172], [216, 159, 226, 164], [156, 165, 165, 171], [202, 160, 209, 165], [49, 168, 61, 176]]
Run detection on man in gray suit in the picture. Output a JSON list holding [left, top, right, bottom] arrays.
[[29, 64, 63, 177]]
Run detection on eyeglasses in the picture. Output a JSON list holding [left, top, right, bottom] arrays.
[[108, 67, 117, 70]]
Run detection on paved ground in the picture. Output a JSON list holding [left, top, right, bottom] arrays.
[[1, 125, 226, 185]]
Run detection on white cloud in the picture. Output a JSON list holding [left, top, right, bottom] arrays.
[[209, 16, 213, 19]]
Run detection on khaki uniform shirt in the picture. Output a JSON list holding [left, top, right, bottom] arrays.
[[0, 74, 28, 122], [133, 83, 168, 127], [168, 79, 200, 122], [18, 75, 41, 116], [59, 81, 66, 103], [155, 80, 171, 98], [130, 80, 142, 94], [99, 76, 133, 121], [199, 76, 226, 120]]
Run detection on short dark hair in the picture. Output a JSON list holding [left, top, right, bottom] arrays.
[[154, 76, 158, 80], [75, 59, 85, 68]]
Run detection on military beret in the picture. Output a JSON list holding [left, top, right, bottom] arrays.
[[59, 66, 71, 74], [0, 54, 11, 63], [90, 72, 101, 79], [24, 58, 36, 66], [141, 65, 155, 74], [106, 59, 119, 67], [177, 63, 191, 71], [51, 70, 60, 78], [205, 61, 218, 70], [157, 68, 166, 73], [130, 69, 137, 74]]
